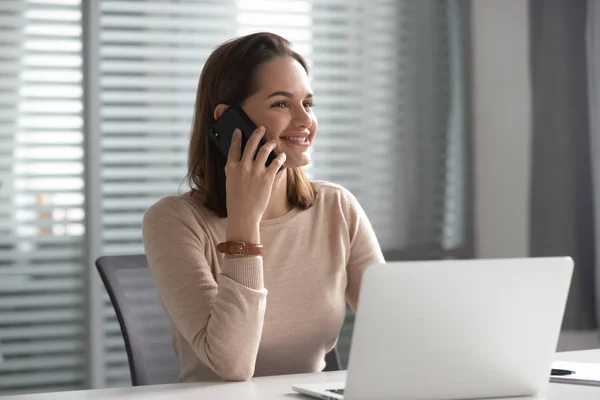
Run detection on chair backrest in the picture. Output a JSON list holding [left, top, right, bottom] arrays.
[[96, 254, 342, 386], [324, 347, 342, 371], [95, 255, 180, 386]]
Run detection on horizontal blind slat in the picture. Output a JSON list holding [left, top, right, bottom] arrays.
[[0, 371, 85, 388], [1, 340, 83, 356], [101, 1, 233, 15], [0, 355, 85, 372]]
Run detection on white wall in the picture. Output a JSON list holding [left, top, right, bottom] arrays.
[[471, 0, 531, 258]]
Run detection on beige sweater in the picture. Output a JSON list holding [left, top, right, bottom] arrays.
[[142, 181, 384, 382]]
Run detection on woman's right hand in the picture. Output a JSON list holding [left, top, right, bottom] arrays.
[[224, 126, 286, 244]]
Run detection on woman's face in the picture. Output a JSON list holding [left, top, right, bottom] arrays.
[[241, 56, 317, 168]]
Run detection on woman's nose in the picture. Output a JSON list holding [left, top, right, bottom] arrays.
[[292, 105, 312, 128]]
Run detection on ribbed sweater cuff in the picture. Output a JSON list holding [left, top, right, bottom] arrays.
[[222, 256, 264, 290]]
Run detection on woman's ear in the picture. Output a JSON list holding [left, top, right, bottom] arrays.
[[213, 104, 229, 120]]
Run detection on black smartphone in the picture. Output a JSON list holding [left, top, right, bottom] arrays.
[[209, 104, 279, 168]]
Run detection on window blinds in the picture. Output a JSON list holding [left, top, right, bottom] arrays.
[[0, 0, 86, 395]]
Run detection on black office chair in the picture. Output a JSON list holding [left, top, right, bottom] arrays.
[[324, 346, 342, 371], [96, 254, 180, 386], [96, 254, 342, 386]]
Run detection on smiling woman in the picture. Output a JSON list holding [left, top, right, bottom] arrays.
[[142, 32, 385, 382], [188, 33, 318, 219]]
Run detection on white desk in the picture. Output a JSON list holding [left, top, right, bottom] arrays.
[[2, 350, 600, 400]]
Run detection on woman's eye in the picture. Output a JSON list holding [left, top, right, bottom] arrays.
[[271, 101, 314, 109]]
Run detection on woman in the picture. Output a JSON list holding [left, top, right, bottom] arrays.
[[142, 32, 384, 382]]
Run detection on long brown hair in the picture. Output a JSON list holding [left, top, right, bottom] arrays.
[[186, 32, 317, 218]]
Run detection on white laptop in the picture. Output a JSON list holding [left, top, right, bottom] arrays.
[[292, 257, 573, 400]]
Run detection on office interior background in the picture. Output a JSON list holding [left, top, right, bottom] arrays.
[[0, 0, 599, 396]]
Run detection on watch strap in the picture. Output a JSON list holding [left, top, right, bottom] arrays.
[[216, 241, 263, 256]]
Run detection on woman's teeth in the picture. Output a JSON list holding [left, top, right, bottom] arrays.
[[281, 136, 306, 142]]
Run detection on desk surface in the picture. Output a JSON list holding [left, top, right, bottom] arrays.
[[2, 350, 600, 400]]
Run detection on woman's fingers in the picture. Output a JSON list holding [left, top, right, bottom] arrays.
[[266, 152, 286, 178], [227, 129, 242, 163], [254, 139, 277, 168], [241, 125, 266, 164]]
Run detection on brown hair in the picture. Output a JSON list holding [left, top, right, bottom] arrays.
[[186, 32, 317, 218]]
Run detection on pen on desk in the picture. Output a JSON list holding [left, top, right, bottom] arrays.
[[551, 368, 575, 376]]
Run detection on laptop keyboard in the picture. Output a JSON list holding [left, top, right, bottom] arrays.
[[327, 389, 345, 395]]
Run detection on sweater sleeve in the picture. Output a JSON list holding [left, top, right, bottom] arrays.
[[342, 189, 385, 312], [142, 198, 267, 381]]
